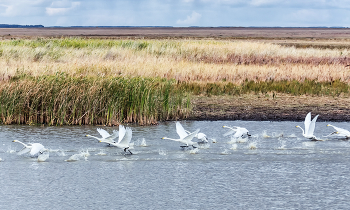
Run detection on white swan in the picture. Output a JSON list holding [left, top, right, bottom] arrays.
[[223, 126, 251, 138], [296, 112, 319, 139], [86, 128, 118, 145], [185, 130, 208, 143], [162, 122, 200, 148], [12, 140, 46, 156], [327, 124, 350, 138], [103, 125, 133, 154]]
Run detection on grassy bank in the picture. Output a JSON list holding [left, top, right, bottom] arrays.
[[1, 38, 350, 125]]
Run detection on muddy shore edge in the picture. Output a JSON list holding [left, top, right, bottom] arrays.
[[188, 94, 350, 122]]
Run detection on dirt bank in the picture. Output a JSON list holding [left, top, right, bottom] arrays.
[[188, 94, 350, 122]]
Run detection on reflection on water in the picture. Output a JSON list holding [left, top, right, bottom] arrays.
[[1, 121, 350, 209]]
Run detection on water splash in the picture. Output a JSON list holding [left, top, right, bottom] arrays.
[[37, 152, 49, 162], [158, 149, 167, 156], [302, 141, 316, 148], [272, 132, 284, 138], [228, 136, 248, 144], [230, 144, 238, 150], [96, 149, 107, 156], [188, 148, 199, 154], [65, 150, 90, 162], [276, 137, 286, 150], [198, 143, 210, 149], [248, 142, 257, 150], [7, 146, 16, 154], [139, 138, 148, 147], [220, 149, 230, 155], [262, 130, 271, 138], [65, 154, 82, 162]]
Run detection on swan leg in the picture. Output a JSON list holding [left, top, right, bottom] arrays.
[[128, 149, 133, 155], [192, 145, 197, 149], [180, 145, 188, 149]]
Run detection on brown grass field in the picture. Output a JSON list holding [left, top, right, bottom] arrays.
[[1, 27, 350, 40], [1, 27, 350, 123]]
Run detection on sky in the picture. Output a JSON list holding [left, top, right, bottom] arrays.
[[0, 0, 350, 27]]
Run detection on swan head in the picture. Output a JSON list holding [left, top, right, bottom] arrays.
[[12, 140, 18, 142], [296, 126, 300, 128], [86, 135, 90, 137], [223, 126, 227, 128], [327, 124, 330, 126], [162, 137, 165, 139]]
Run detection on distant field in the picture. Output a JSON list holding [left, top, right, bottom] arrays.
[[1, 27, 350, 40]]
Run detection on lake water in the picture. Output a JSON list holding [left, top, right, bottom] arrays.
[[1, 120, 350, 209]]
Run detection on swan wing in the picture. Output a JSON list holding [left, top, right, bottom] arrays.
[[308, 115, 319, 136], [118, 125, 126, 144], [233, 129, 246, 138], [176, 122, 188, 139], [183, 129, 200, 143], [197, 133, 207, 139], [119, 127, 132, 147], [97, 128, 111, 139], [106, 130, 119, 142], [304, 112, 312, 136], [17, 147, 31, 155], [223, 130, 236, 137], [30, 143, 45, 156]]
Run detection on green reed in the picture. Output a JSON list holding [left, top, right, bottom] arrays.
[[178, 79, 349, 97], [0, 75, 190, 125]]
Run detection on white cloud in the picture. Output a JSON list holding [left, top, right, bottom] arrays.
[[46, 1, 80, 16], [249, 0, 278, 7], [176, 11, 202, 25]]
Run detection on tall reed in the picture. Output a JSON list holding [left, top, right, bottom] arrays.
[[0, 75, 190, 125]]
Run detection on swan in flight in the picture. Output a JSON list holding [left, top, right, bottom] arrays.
[[185, 130, 208, 143], [12, 140, 46, 156], [102, 125, 133, 154], [327, 124, 350, 138], [296, 112, 319, 139], [162, 122, 200, 148], [223, 126, 251, 138], [86, 128, 118, 145]]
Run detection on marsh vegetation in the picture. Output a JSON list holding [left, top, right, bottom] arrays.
[[0, 38, 350, 124]]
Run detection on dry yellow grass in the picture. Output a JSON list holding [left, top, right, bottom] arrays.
[[1, 38, 350, 83]]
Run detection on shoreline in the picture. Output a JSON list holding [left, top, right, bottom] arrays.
[[188, 94, 350, 122]]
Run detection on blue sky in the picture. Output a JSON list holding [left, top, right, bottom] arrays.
[[0, 0, 349, 27]]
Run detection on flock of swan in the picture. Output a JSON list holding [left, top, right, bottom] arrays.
[[8, 112, 350, 162]]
